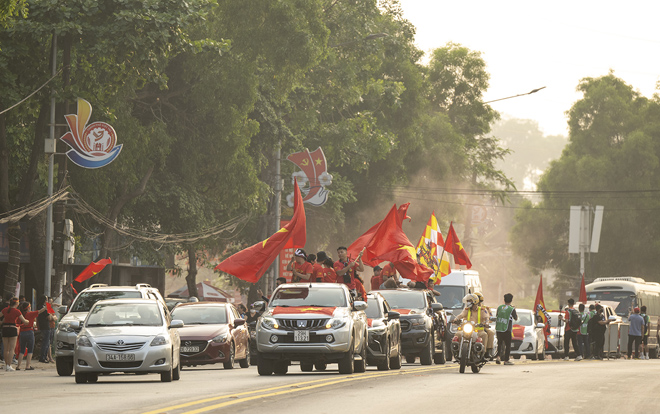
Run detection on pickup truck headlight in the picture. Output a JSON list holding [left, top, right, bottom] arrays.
[[59, 322, 77, 333], [212, 333, 229, 343], [76, 335, 92, 347], [325, 317, 347, 330], [261, 317, 279, 330], [411, 317, 426, 329], [150, 335, 170, 346]]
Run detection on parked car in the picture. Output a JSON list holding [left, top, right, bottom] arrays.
[[256, 283, 368, 375], [171, 302, 250, 369], [72, 298, 182, 383], [509, 309, 546, 360], [376, 288, 448, 365], [56, 283, 166, 377], [365, 293, 402, 370]]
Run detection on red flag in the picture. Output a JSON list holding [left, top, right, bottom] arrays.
[[361, 204, 432, 282], [70, 283, 78, 295], [347, 203, 410, 266], [75, 258, 112, 283], [533, 275, 549, 350], [443, 222, 472, 269], [215, 182, 306, 283], [579, 273, 587, 303], [45, 302, 55, 314]]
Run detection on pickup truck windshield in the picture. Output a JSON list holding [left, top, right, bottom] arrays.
[[270, 287, 347, 308], [378, 291, 425, 310]]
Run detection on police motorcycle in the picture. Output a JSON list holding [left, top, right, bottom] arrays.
[[450, 318, 490, 373]]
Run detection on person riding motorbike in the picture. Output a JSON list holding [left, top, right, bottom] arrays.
[[474, 292, 495, 360], [452, 294, 490, 360]]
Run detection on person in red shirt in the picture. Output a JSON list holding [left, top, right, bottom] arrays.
[[333, 246, 364, 292], [321, 257, 338, 283], [370, 266, 383, 291], [2, 297, 29, 372], [312, 251, 327, 282], [16, 301, 47, 370], [287, 248, 313, 283], [354, 275, 368, 301]]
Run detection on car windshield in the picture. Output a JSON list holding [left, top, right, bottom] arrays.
[[587, 291, 633, 316], [269, 287, 347, 308], [86, 302, 162, 327], [378, 291, 425, 310], [365, 298, 383, 318], [435, 285, 466, 309], [171, 306, 227, 325], [515, 312, 533, 326], [71, 291, 142, 313]]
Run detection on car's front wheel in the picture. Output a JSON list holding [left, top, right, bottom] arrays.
[[161, 363, 173, 382], [338, 339, 355, 375], [377, 339, 391, 371], [57, 356, 73, 376], [75, 371, 87, 384], [239, 345, 250, 368], [257, 357, 273, 376], [390, 341, 402, 370], [223, 342, 235, 369], [420, 334, 434, 365], [173, 361, 181, 380]]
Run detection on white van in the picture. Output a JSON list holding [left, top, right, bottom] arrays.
[[434, 269, 482, 313]]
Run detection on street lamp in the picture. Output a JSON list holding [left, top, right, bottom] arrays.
[[329, 32, 388, 48], [484, 86, 546, 104]]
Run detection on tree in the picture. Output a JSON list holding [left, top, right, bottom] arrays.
[[511, 73, 660, 293]]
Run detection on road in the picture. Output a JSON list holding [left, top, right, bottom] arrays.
[[2, 359, 659, 414]]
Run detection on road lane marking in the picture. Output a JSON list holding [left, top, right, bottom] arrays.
[[143, 365, 455, 414]]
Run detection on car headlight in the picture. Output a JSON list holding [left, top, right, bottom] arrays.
[[76, 335, 92, 347], [212, 333, 229, 343], [325, 317, 348, 329], [548, 334, 556, 339], [411, 317, 426, 329], [463, 323, 473, 334], [150, 335, 170, 346], [60, 322, 76, 333], [261, 317, 279, 330]]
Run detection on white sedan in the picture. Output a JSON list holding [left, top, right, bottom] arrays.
[[509, 309, 546, 360]]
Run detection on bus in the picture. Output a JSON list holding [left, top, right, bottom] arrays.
[[586, 276, 660, 357]]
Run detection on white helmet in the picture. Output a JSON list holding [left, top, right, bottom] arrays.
[[462, 293, 478, 306]]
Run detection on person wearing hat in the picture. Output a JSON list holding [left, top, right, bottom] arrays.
[[627, 307, 645, 359], [287, 248, 313, 283], [370, 266, 383, 291]]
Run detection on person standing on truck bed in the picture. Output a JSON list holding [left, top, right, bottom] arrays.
[[287, 248, 313, 283], [334, 246, 364, 295]]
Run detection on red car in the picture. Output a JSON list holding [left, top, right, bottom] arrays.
[[171, 302, 250, 369]]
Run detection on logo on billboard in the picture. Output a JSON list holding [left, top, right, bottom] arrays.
[[59, 98, 122, 169], [286, 147, 332, 207]]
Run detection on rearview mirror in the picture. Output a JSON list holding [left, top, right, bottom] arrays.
[[536, 323, 546, 329], [354, 301, 368, 311], [608, 315, 617, 321], [234, 318, 246, 326], [170, 319, 184, 329], [388, 311, 400, 320], [252, 301, 266, 312], [58, 305, 68, 315], [69, 320, 80, 330], [431, 303, 444, 312]]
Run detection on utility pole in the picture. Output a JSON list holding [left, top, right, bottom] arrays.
[[44, 32, 57, 297]]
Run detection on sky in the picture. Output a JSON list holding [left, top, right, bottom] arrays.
[[398, 0, 660, 137]]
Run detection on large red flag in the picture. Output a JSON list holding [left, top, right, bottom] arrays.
[[347, 204, 410, 266], [533, 275, 549, 349], [215, 182, 306, 283], [579, 273, 587, 303], [75, 258, 112, 283], [361, 205, 432, 282], [443, 222, 472, 269]]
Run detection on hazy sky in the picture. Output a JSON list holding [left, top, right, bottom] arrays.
[[398, 0, 660, 137]]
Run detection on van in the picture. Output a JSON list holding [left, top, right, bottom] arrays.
[[434, 269, 482, 313]]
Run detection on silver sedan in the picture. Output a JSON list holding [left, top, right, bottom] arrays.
[[72, 298, 183, 383]]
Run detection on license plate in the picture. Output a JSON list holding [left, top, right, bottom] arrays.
[[181, 346, 200, 353], [294, 330, 310, 342], [106, 353, 135, 361]]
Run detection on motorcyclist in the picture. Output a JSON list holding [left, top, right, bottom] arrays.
[[474, 292, 495, 360], [452, 293, 490, 358]]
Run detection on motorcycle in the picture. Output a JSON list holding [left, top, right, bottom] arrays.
[[450, 319, 488, 373]]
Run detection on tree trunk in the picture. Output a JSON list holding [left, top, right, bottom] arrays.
[[97, 165, 154, 284], [3, 222, 22, 298], [186, 246, 199, 299]]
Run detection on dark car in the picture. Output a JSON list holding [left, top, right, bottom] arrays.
[[376, 288, 448, 365], [171, 302, 250, 369], [365, 293, 402, 370]]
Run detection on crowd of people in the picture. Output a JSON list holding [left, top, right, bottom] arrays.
[[1, 295, 58, 372]]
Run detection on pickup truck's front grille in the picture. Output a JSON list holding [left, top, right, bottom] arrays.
[[277, 319, 329, 330]]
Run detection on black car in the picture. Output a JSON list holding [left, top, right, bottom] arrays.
[[376, 288, 448, 365], [365, 293, 402, 370]]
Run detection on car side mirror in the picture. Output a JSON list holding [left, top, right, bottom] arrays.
[[170, 319, 184, 329], [353, 301, 367, 311], [234, 318, 246, 326], [431, 303, 443, 312], [388, 311, 400, 320], [536, 323, 546, 329], [58, 305, 68, 315], [252, 301, 266, 312], [69, 320, 80, 330], [608, 315, 617, 321]]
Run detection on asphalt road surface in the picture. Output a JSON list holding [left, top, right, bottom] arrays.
[[2, 358, 658, 414]]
